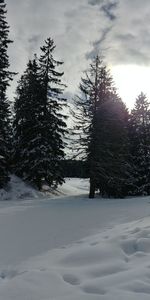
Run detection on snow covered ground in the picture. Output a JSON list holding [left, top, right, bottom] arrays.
[[0, 177, 150, 299]]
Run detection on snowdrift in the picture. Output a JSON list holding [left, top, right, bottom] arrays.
[[1, 217, 150, 299], [0, 175, 42, 201], [0, 178, 150, 299], [0, 176, 89, 201]]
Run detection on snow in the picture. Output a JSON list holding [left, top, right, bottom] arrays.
[[0, 176, 89, 201], [0, 177, 150, 299], [0, 175, 42, 201]]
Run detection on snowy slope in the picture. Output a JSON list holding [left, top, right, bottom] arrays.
[[0, 175, 43, 201], [0, 176, 89, 200], [0, 178, 150, 299], [1, 218, 150, 299]]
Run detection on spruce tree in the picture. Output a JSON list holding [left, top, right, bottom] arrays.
[[72, 56, 129, 198], [0, 0, 15, 187], [93, 97, 131, 198], [37, 38, 68, 189], [13, 38, 68, 190], [13, 58, 44, 189], [129, 92, 150, 195]]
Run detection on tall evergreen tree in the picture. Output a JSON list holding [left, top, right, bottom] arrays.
[[13, 38, 68, 190], [93, 98, 131, 198], [129, 92, 150, 195], [72, 56, 130, 198], [13, 58, 45, 188], [0, 0, 15, 187], [37, 37, 68, 189]]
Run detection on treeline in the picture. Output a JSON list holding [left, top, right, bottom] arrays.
[[61, 160, 88, 178], [1, 0, 150, 198]]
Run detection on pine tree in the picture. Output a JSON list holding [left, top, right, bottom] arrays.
[[93, 98, 131, 198], [37, 37, 68, 189], [13, 58, 45, 188], [0, 0, 15, 187], [13, 39, 68, 190], [72, 56, 130, 198], [129, 92, 150, 195]]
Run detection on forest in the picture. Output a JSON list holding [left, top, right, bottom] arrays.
[[1, 0, 150, 199]]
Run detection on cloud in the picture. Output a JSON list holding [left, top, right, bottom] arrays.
[[102, 0, 150, 65], [88, 0, 104, 6], [5, 0, 150, 103], [101, 1, 118, 21], [85, 0, 118, 61], [28, 35, 42, 56], [86, 26, 112, 60], [6, 0, 110, 99], [86, 0, 150, 68]]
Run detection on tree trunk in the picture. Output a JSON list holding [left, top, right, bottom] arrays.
[[89, 178, 95, 198], [36, 177, 42, 190]]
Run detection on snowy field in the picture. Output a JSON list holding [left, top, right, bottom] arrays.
[[0, 178, 150, 299]]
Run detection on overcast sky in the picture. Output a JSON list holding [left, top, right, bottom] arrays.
[[6, 0, 150, 108]]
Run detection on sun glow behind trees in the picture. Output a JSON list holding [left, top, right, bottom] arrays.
[[112, 65, 150, 109]]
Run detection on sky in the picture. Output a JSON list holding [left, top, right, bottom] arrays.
[[6, 0, 150, 109]]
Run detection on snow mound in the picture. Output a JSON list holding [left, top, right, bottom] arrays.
[[1, 217, 150, 299], [0, 175, 42, 201], [57, 178, 89, 196], [0, 177, 90, 201], [1, 178, 150, 299]]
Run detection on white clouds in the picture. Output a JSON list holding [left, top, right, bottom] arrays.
[[103, 0, 150, 65], [6, 0, 109, 98], [5, 0, 150, 106]]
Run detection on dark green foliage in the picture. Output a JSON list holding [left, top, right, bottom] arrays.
[[73, 56, 130, 198], [0, 0, 15, 187], [13, 38, 68, 190], [61, 160, 88, 178], [92, 98, 131, 198], [38, 38, 68, 188], [13, 58, 43, 188], [129, 92, 150, 195]]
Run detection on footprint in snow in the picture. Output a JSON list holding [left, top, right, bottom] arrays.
[[82, 285, 106, 295], [0, 269, 26, 280], [122, 280, 150, 295], [62, 274, 81, 285], [90, 241, 99, 246]]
